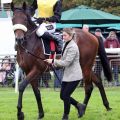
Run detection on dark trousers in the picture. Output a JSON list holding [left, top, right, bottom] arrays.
[[60, 80, 80, 114]]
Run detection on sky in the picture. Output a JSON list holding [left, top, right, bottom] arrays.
[[0, 18, 16, 55]]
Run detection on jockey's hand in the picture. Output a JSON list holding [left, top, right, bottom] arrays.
[[36, 18, 45, 24], [44, 59, 53, 64]]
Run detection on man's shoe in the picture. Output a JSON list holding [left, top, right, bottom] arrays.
[[62, 114, 68, 120], [76, 103, 86, 118]]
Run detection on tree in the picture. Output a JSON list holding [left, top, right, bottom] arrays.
[[12, 0, 120, 16]]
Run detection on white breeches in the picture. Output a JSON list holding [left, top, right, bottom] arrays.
[[36, 23, 56, 37]]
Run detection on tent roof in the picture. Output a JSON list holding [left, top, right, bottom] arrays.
[[61, 5, 120, 24]]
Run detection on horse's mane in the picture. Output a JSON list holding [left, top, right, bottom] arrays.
[[27, 15, 37, 30]]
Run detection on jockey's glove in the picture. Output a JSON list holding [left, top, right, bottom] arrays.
[[36, 18, 45, 24], [34, 17, 52, 23]]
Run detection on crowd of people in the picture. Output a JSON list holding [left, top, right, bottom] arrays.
[[93, 27, 120, 86], [79, 24, 120, 87], [0, 27, 120, 88], [0, 56, 15, 86]]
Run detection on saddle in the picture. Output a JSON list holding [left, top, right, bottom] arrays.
[[41, 32, 62, 59]]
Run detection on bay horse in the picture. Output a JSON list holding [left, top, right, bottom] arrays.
[[11, 2, 112, 120]]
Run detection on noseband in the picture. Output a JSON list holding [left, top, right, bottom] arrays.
[[13, 9, 46, 61], [13, 24, 27, 32]]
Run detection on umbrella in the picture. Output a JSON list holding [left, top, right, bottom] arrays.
[[107, 24, 120, 30], [56, 23, 120, 29], [56, 23, 82, 28], [61, 5, 120, 25], [107, 26, 120, 30]]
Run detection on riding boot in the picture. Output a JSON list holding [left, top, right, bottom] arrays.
[[41, 32, 63, 53], [62, 114, 69, 120]]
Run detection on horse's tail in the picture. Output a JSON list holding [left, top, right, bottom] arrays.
[[97, 38, 113, 82]]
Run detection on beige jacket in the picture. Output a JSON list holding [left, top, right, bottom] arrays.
[[54, 40, 83, 82]]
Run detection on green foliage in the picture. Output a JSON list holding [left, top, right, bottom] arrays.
[[12, 0, 120, 16], [12, 0, 33, 6], [63, 0, 120, 16]]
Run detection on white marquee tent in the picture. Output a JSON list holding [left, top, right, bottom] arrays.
[[0, 18, 16, 55], [1, 0, 12, 4]]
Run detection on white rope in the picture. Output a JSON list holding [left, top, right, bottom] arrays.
[[13, 24, 27, 32]]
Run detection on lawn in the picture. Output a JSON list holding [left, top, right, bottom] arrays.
[[0, 87, 120, 120]]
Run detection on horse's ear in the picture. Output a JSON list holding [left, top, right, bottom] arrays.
[[11, 2, 14, 11], [23, 2, 27, 10]]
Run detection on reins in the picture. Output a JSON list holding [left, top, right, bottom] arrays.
[[20, 43, 62, 87], [13, 9, 62, 88], [20, 43, 45, 60], [19, 41, 61, 87], [25, 27, 38, 39]]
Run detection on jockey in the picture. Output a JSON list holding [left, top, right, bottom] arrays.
[[32, 0, 63, 53]]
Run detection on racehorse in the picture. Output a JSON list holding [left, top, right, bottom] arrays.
[[11, 2, 112, 120]]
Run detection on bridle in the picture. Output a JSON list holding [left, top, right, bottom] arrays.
[[12, 9, 44, 61], [12, 9, 61, 86]]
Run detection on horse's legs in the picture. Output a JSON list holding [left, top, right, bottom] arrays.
[[31, 80, 44, 119], [17, 68, 39, 120], [17, 79, 29, 120], [83, 77, 93, 108], [91, 71, 112, 111]]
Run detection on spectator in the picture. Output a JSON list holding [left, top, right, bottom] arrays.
[[104, 31, 120, 86], [54, 68, 63, 88], [80, 24, 89, 87], [104, 31, 120, 48], [94, 29, 104, 77], [82, 24, 89, 32], [39, 72, 51, 88], [0, 56, 11, 85], [95, 28, 106, 42], [79, 24, 89, 87]]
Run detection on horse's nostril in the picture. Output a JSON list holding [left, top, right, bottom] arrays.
[[15, 37, 24, 43], [16, 37, 24, 40]]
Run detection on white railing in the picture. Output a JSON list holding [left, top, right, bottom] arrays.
[[0, 52, 120, 91], [94, 54, 120, 86], [0, 54, 19, 92]]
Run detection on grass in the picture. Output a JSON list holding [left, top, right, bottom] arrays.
[[0, 87, 120, 120]]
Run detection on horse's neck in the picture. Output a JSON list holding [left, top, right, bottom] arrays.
[[27, 24, 36, 33], [27, 19, 37, 30], [26, 21, 37, 40], [25, 24, 43, 55]]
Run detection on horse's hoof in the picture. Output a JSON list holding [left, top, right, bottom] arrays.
[[38, 113, 44, 120], [107, 107, 112, 111], [17, 112, 24, 120]]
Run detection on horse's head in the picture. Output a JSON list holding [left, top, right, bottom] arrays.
[[11, 2, 35, 45]]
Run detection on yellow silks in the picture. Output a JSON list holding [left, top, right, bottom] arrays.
[[37, 0, 57, 18]]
